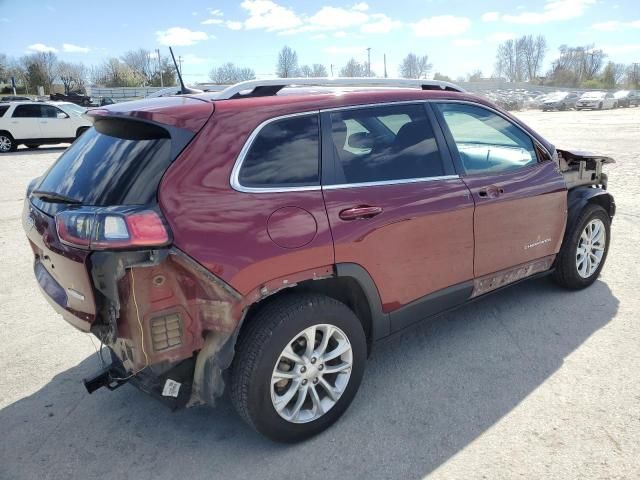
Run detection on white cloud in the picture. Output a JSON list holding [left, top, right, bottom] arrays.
[[360, 13, 402, 33], [241, 0, 302, 31], [27, 43, 58, 53], [489, 32, 516, 41], [600, 43, 640, 54], [352, 2, 369, 12], [592, 19, 640, 31], [156, 27, 209, 46], [500, 0, 595, 24], [334, 31, 347, 38], [226, 21, 243, 30], [229, 1, 401, 37], [411, 15, 471, 37], [202, 18, 223, 25], [63, 43, 90, 53], [453, 38, 481, 46], [481, 11, 500, 22]]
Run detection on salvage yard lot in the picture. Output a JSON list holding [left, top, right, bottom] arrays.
[[1, 108, 639, 479]]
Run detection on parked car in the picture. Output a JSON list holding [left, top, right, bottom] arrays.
[[576, 91, 616, 110], [541, 91, 579, 111], [50, 91, 93, 106], [0, 95, 31, 102], [22, 78, 615, 442], [0, 101, 91, 152], [613, 90, 639, 107]]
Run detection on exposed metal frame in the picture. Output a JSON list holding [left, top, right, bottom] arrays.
[[215, 77, 464, 100]]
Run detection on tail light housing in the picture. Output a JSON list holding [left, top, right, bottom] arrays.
[[55, 206, 170, 250]]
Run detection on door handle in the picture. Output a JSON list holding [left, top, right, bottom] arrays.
[[478, 186, 504, 198], [339, 205, 383, 220]]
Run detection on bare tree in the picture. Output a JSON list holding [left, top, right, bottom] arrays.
[[467, 69, 483, 81], [519, 35, 547, 80], [209, 62, 255, 84], [547, 44, 607, 86], [339, 58, 370, 77], [0, 53, 7, 83], [20, 52, 58, 94], [276, 46, 299, 78], [298, 64, 328, 77], [57, 61, 87, 94], [121, 49, 154, 85], [399, 53, 432, 79], [625, 64, 640, 89], [495, 39, 524, 82]]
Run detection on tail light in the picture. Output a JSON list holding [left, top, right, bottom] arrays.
[[55, 207, 170, 250]]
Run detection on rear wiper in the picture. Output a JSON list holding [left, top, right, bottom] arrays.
[[31, 190, 81, 204]]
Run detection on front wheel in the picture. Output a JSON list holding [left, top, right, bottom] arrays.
[[553, 204, 611, 289], [230, 294, 367, 442]]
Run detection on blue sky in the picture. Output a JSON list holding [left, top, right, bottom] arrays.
[[1, 0, 639, 83]]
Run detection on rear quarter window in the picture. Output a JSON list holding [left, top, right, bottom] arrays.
[[0, 105, 9, 117], [238, 114, 320, 189]]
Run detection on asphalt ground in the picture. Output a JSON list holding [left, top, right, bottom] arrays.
[[1, 107, 638, 479]]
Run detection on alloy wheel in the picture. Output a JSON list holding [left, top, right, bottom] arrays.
[[270, 324, 353, 424], [0, 135, 12, 152], [576, 219, 606, 278]]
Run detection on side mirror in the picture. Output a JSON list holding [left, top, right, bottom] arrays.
[[57, 112, 68, 119], [347, 131, 373, 149]]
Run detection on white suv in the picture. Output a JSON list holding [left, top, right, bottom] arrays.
[[0, 101, 93, 153]]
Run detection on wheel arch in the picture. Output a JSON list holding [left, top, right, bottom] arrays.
[[566, 186, 615, 238]]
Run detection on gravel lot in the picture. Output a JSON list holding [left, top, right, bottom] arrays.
[[1, 108, 639, 480]]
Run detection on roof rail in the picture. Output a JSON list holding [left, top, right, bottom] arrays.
[[214, 77, 464, 100]]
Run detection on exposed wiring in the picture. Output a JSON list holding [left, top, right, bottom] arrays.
[[109, 269, 150, 381]]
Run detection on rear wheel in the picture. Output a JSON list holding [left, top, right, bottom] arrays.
[[230, 294, 366, 442], [554, 204, 610, 289], [0, 133, 15, 153]]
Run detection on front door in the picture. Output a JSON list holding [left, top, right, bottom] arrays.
[[10, 104, 43, 140], [433, 102, 567, 278], [321, 103, 475, 330], [40, 104, 73, 138]]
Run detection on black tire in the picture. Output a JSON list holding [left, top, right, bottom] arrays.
[[598, 102, 603, 110], [553, 204, 611, 289], [0, 132, 16, 153], [560, 103, 567, 111], [25, 144, 40, 149], [230, 293, 367, 442]]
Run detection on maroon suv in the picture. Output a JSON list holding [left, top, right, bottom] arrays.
[[22, 78, 615, 442]]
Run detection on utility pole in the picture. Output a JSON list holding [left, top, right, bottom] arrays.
[[178, 56, 183, 75], [383, 54, 387, 78], [366, 47, 371, 77], [330, 64, 334, 77], [156, 49, 164, 87]]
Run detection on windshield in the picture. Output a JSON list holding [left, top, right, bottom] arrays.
[[581, 92, 605, 99], [58, 103, 86, 116], [546, 92, 567, 101]]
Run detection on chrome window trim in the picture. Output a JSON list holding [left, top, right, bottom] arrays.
[[230, 98, 553, 194], [230, 110, 322, 194], [323, 175, 460, 190]]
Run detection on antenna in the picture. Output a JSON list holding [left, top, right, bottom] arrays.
[[168, 47, 203, 95]]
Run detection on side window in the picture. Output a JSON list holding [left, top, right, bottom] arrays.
[[238, 114, 319, 188], [0, 105, 9, 117], [41, 105, 67, 118], [329, 104, 445, 184], [12, 104, 43, 118], [435, 103, 538, 175]]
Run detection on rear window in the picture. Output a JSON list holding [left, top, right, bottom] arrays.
[[0, 105, 9, 117], [35, 119, 172, 209], [238, 114, 320, 189]]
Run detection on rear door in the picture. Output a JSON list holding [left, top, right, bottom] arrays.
[[321, 103, 475, 331], [433, 102, 566, 279], [10, 104, 43, 139]]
